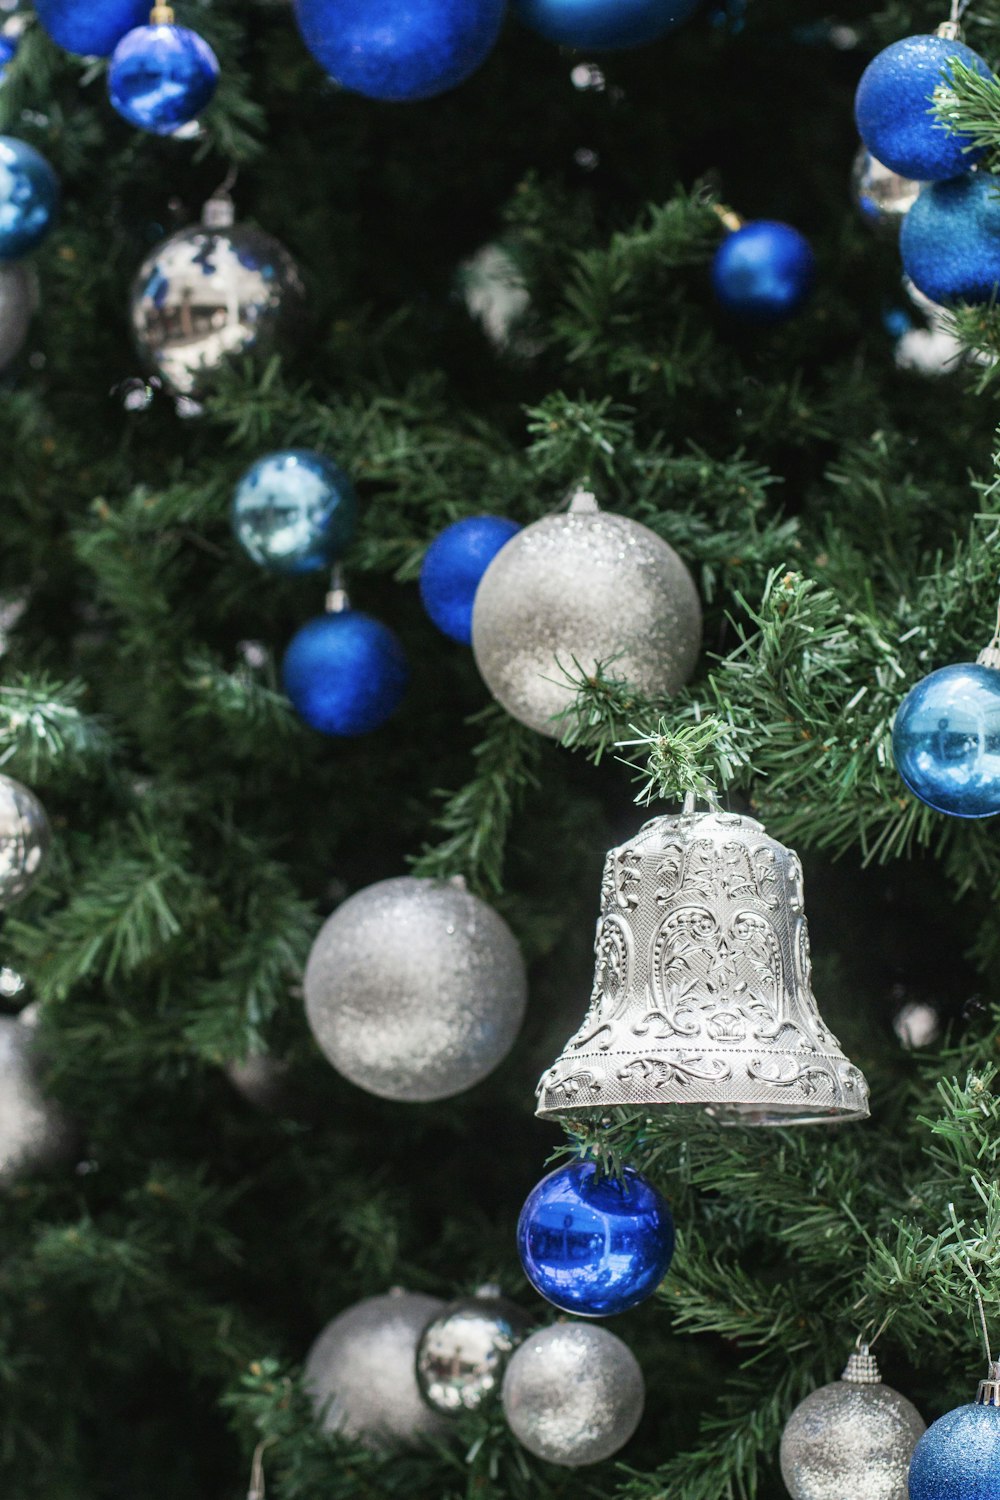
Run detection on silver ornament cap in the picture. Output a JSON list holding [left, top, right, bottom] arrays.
[[0, 1011, 73, 1184], [0, 774, 50, 907], [416, 1288, 534, 1414]]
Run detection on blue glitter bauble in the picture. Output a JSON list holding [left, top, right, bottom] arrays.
[[294, 0, 505, 102], [516, 1161, 675, 1317], [711, 221, 815, 323], [514, 0, 700, 50], [0, 137, 59, 261], [282, 611, 409, 736], [909, 1401, 1000, 1500], [901, 174, 1000, 306], [855, 35, 992, 182], [34, 0, 147, 57], [108, 23, 219, 135], [419, 515, 520, 645], [892, 662, 1000, 819], [233, 451, 358, 575]]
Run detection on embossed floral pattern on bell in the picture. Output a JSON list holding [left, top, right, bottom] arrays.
[[536, 810, 870, 1126]]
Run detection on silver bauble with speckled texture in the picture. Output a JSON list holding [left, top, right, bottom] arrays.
[[780, 1346, 925, 1500], [305, 1290, 449, 1450], [501, 1322, 644, 1467], [0, 774, 50, 907], [471, 492, 701, 737], [851, 147, 921, 236], [416, 1290, 534, 1414], [0, 1011, 73, 1184], [303, 875, 527, 1103], [0, 261, 35, 371]]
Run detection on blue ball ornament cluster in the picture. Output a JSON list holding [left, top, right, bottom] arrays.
[[108, 21, 220, 135], [908, 1396, 1000, 1500], [35, 0, 148, 57], [901, 173, 1000, 307], [419, 515, 520, 644], [711, 220, 815, 323], [514, 0, 701, 50], [0, 137, 60, 261], [892, 662, 1000, 819], [855, 34, 992, 183], [282, 610, 410, 737], [233, 451, 358, 575]]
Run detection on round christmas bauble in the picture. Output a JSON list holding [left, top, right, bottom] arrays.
[[0, 34, 17, 77], [892, 661, 1000, 818], [514, 0, 701, 49], [0, 1012, 72, 1184], [232, 450, 358, 574], [0, 775, 50, 906], [711, 220, 815, 323], [294, 0, 505, 102], [901, 174, 1000, 306], [303, 875, 527, 1102], [471, 495, 701, 737], [908, 1392, 1000, 1500], [0, 261, 35, 371], [419, 515, 520, 645], [854, 34, 992, 183], [108, 22, 219, 135], [501, 1323, 644, 1467], [0, 137, 59, 261], [305, 1290, 449, 1449], [416, 1290, 533, 1414], [282, 610, 409, 736], [34, 0, 147, 56], [517, 1160, 675, 1317], [851, 147, 921, 234]]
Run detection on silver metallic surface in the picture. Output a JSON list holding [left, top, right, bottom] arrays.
[[0, 1013, 72, 1184], [0, 261, 34, 371], [851, 147, 921, 234], [304, 876, 527, 1103], [0, 774, 50, 907], [416, 1293, 533, 1414], [501, 1322, 644, 1467], [536, 808, 870, 1125]]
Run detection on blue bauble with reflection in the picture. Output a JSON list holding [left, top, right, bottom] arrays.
[[515, 0, 701, 50], [0, 137, 59, 261], [855, 35, 992, 182], [711, 221, 815, 323], [517, 1160, 675, 1317], [419, 515, 520, 644], [909, 1400, 1000, 1500], [233, 451, 358, 575], [35, 0, 147, 57], [892, 662, 1000, 819], [108, 22, 219, 135], [282, 611, 409, 736]]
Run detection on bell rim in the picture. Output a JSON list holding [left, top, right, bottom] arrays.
[[534, 1098, 871, 1127]]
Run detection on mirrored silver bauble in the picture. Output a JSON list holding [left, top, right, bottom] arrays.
[[851, 147, 921, 235], [501, 1322, 644, 1467], [0, 261, 34, 371], [303, 876, 528, 1103], [0, 1011, 73, 1183], [0, 774, 50, 906], [780, 1346, 925, 1500], [416, 1288, 534, 1414], [471, 491, 701, 737], [304, 1289, 449, 1450]]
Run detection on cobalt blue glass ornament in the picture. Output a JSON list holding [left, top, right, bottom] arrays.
[[108, 12, 220, 136], [294, 0, 505, 102], [35, 0, 147, 56], [0, 138, 59, 261], [514, 0, 701, 50], [233, 451, 358, 575], [711, 220, 815, 323], [901, 174, 1000, 306], [419, 515, 520, 645], [908, 1365, 1000, 1500], [892, 660, 1000, 818], [0, 35, 16, 80], [283, 607, 409, 736], [855, 30, 992, 183], [517, 1160, 675, 1317]]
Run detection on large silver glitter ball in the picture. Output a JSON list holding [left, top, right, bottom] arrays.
[[0, 775, 50, 907], [851, 147, 921, 236], [304, 1290, 449, 1450], [303, 876, 528, 1103], [0, 1012, 73, 1184], [0, 262, 35, 372], [416, 1290, 534, 1414], [501, 1322, 644, 1467], [471, 495, 702, 737]]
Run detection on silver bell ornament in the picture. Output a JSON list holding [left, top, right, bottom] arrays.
[[0, 774, 50, 907], [303, 875, 527, 1103], [0, 1009, 73, 1184], [471, 488, 701, 737], [536, 802, 870, 1125], [851, 147, 921, 235], [0, 261, 35, 372], [416, 1285, 534, 1415], [780, 1344, 925, 1500], [501, 1322, 644, 1467]]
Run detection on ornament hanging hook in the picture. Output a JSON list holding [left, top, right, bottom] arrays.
[[326, 562, 350, 614], [859, 1310, 893, 1351], [246, 1438, 274, 1500], [975, 585, 1000, 670]]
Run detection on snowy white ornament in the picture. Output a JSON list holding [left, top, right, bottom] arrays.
[[0, 773, 50, 907], [501, 1322, 644, 1467], [0, 1010, 72, 1184]]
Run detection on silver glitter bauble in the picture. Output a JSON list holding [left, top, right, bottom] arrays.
[[780, 1346, 925, 1500], [0, 1011, 73, 1184], [416, 1287, 534, 1414], [501, 1322, 644, 1468], [0, 261, 34, 371], [303, 875, 527, 1103], [0, 774, 50, 907], [851, 147, 921, 235], [471, 491, 701, 737], [304, 1290, 449, 1450]]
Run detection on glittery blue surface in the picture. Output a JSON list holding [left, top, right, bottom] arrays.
[[901, 174, 1000, 306], [517, 1161, 675, 1317], [34, 0, 147, 57], [282, 611, 409, 736], [294, 0, 506, 102], [0, 137, 59, 261], [711, 221, 815, 323], [108, 23, 219, 135], [855, 35, 992, 182], [909, 1402, 1000, 1500], [892, 663, 1000, 818], [419, 515, 520, 644], [233, 451, 358, 575], [514, 0, 701, 50]]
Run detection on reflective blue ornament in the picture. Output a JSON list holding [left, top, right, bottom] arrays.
[[908, 1382, 1000, 1500], [514, 0, 701, 50], [711, 221, 815, 323], [419, 515, 520, 645], [901, 174, 1000, 306], [282, 610, 409, 736], [892, 662, 1000, 819], [108, 22, 219, 136], [35, 0, 147, 57], [517, 1160, 675, 1317], [0, 138, 59, 261], [855, 34, 992, 182], [294, 0, 505, 102], [0, 35, 15, 81], [233, 451, 358, 575]]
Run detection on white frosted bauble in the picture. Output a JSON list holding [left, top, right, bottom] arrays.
[[501, 1322, 644, 1467], [0, 1012, 72, 1184]]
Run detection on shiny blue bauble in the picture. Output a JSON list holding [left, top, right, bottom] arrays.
[[0, 137, 59, 261], [419, 515, 520, 645], [901, 174, 1000, 306], [855, 35, 992, 182], [108, 23, 220, 135], [233, 451, 358, 575], [282, 611, 409, 736], [908, 1401, 1000, 1500], [0, 35, 16, 78], [294, 0, 506, 102], [711, 221, 815, 323], [35, 0, 148, 57], [514, 0, 701, 50], [517, 1160, 675, 1317], [892, 663, 1000, 818]]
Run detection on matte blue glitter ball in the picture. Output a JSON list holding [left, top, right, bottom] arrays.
[[282, 611, 409, 736], [294, 0, 506, 102], [892, 662, 1000, 819], [233, 451, 358, 575], [419, 515, 520, 644], [909, 1401, 1000, 1500], [855, 34, 992, 181], [517, 1160, 675, 1317], [514, 0, 700, 50], [34, 0, 147, 57], [108, 23, 220, 135], [901, 174, 1000, 306], [711, 221, 815, 323], [0, 137, 59, 261]]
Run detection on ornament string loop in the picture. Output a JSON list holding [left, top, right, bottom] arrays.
[[246, 1438, 274, 1500], [976, 588, 1000, 670], [326, 562, 349, 615]]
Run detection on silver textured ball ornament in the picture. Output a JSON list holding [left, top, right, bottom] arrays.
[[0, 261, 35, 372], [303, 875, 527, 1102], [471, 490, 701, 737], [416, 1287, 534, 1414], [0, 1010, 73, 1184], [0, 774, 50, 907], [501, 1322, 644, 1467]]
